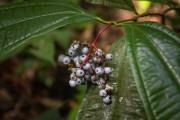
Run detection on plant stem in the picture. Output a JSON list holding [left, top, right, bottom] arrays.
[[97, 6, 180, 26], [92, 22, 113, 45], [83, 23, 113, 63]]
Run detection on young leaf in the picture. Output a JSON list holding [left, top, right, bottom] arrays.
[[77, 38, 146, 119], [0, 0, 96, 55], [123, 22, 180, 120], [85, 0, 137, 13]]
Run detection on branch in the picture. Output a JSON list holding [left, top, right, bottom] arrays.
[[96, 6, 180, 26]]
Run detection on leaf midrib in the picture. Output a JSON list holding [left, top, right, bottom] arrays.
[[130, 27, 156, 119], [133, 26, 180, 88]]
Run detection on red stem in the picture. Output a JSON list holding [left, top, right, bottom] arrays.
[[92, 22, 113, 45], [81, 23, 113, 68]]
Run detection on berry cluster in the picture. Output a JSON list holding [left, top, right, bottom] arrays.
[[58, 40, 114, 104]]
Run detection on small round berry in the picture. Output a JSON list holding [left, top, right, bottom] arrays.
[[72, 56, 79, 62], [83, 63, 91, 70], [105, 84, 113, 91], [95, 49, 103, 56], [58, 54, 65, 63], [99, 89, 107, 97], [75, 61, 81, 68], [104, 67, 113, 74], [84, 73, 90, 80], [99, 78, 105, 84], [70, 73, 76, 79], [95, 67, 104, 75], [80, 54, 87, 62], [76, 78, 82, 85], [103, 95, 111, 104], [63, 56, 71, 65], [68, 49, 76, 56], [91, 75, 97, 81], [93, 56, 101, 63], [105, 54, 113, 60], [71, 43, 80, 51], [69, 80, 77, 87], [76, 69, 85, 77], [81, 47, 89, 54]]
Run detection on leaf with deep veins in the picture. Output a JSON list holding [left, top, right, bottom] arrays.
[[0, 0, 96, 55], [123, 22, 180, 120]]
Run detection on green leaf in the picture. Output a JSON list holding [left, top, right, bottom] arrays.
[[123, 22, 180, 120], [0, 0, 95, 55], [85, 0, 137, 13], [33, 107, 60, 120], [77, 38, 146, 119]]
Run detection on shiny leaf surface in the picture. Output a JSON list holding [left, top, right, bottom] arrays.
[[85, 0, 137, 13], [123, 22, 180, 120], [0, 0, 95, 55]]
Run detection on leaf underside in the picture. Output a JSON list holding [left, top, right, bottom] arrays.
[[85, 0, 137, 13], [77, 38, 146, 120], [123, 22, 180, 120], [0, 0, 95, 55]]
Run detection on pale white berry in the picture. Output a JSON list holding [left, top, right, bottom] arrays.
[[104, 67, 113, 74], [81, 47, 89, 54], [83, 63, 91, 70], [76, 78, 82, 85], [80, 54, 87, 62], [91, 75, 96, 81], [76, 69, 85, 77], [72, 56, 79, 62], [58, 54, 65, 63], [68, 49, 76, 56], [95, 49, 103, 56], [99, 78, 105, 84], [105, 84, 113, 91], [106, 54, 113, 60], [75, 61, 81, 68], [70, 73, 76, 79], [103, 95, 111, 104], [95, 67, 104, 75], [63, 56, 71, 65], [69, 80, 77, 87], [71, 43, 80, 51], [93, 56, 101, 63], [84, 74, 90, 80], [99, 89, 107, 97]]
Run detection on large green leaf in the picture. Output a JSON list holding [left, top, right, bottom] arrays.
[[0, 0, 95, 55], [77, 38, 146, 119], [85, 0, 137, 13], [123, 22, 180, 120]]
